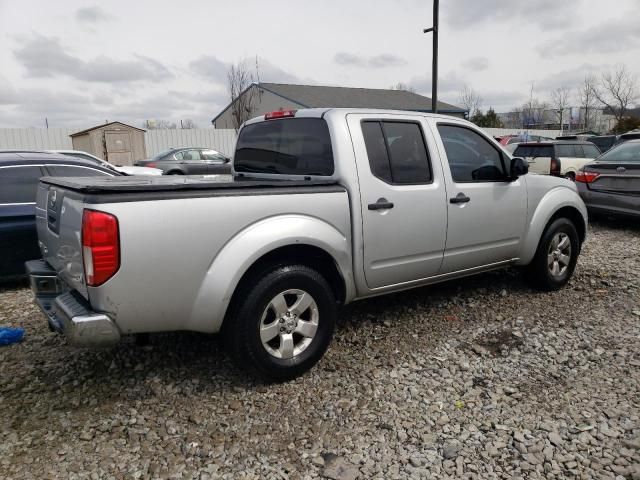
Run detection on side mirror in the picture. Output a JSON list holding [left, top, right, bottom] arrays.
[[510, 157, 528, 180]]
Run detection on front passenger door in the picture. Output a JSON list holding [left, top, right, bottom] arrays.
[[435, 123, 527, 273], [175, 149, 206, 174]]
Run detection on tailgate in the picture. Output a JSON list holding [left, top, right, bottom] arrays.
[[35, 181, 88, 298]]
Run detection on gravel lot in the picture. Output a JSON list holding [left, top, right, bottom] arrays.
[[1, 218, 639, 480]]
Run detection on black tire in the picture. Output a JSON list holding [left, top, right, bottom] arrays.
[[526, 218, 580, 291], [224, 265, 336, 381], [166, 170, 183, 175], [564, 172, 576, 181]]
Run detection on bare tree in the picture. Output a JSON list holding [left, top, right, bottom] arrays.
[[594, 64, 638, 127], [180, 119, 197, 129], [458, 85, 482, 117], [227, 60, 258, 130], [579, 75, 598, 131], [389, 82, 416, 93], [551, 86, 571, 131]]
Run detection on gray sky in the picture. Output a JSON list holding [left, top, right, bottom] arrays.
[[1, 0, 638, 128]]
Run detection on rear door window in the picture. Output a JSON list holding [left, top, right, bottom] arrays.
[[0, 166, 43, 204], [362, 121, 432, 184], [556, 144, 577, 157], [235, 118, 334, 175], [582, 144, 601, 158], [513, 145, 554, 158]]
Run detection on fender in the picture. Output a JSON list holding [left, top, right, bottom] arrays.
[[187, 214, 354, 333], [516, 186, 588, 266]]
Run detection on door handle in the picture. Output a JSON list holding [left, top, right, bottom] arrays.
[[368, 199, 394, 210], [450, 193, 470, 204]]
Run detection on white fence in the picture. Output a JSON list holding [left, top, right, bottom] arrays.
[[483, 128, 563, 139], [0, 128, 238, 157]]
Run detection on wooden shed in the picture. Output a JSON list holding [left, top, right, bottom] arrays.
[[70, 122, 146, 166]]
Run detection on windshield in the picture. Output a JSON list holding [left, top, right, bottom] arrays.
[[513, 145, 554, 158], [151, 149, 176, 161], [234, 118, 334, 175], [597, 142, 640, 163]]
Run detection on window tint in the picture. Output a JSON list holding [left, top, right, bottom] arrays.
[[582, 144, 601, 158], [556, 144, 577, 157], [598, 142, 640, 163], [235, 118, 334, 175], [437, 125, 506, 182], [0, 166, 43, 204], [362, 121, 392, 182], [46, 165, 111, 177], [361, 121, 432, 184], [513, 145, 554, 158]]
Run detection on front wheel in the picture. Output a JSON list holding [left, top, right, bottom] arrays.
[[525, 218, 580, 291], [224, 265, 336, 381]]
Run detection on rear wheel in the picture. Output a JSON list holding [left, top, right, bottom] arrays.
[[526, 218, 580, 291], [564, 172, 576, 181], [224, 265, 336, 381], [167, 170, 183, 175]]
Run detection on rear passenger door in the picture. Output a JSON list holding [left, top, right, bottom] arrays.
[[434, 122, 527, 273], [348, 114, 447, 289]]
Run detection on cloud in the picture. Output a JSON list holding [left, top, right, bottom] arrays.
[[462, 57, 489, 72], [13, 35, 172, 83], [538, 17, 640, 57], [334, 52, 407, 68], [76, 6, 112, 23], [444, 0, 573, 30], [0, 76, 19, 105], [408, 70, 468, 98], [534, 63, 608, 91], [189, 55, 229, 82]]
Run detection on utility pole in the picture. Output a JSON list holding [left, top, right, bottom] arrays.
[[423, 0, 439, 113]]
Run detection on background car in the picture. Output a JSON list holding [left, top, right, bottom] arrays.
[[576, 139, 640, 218], [615, 130, 640, 145], [587, 135, 618, 153], [50, 149, 162, 176], [135, 147, 231, 175], [0, 151, 120, 279], [497, 134, 553, 146], [513, 141, 601, 180]]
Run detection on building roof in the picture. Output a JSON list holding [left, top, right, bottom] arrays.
[[212, 82, 465, 124], [70, 121, 146, 137]]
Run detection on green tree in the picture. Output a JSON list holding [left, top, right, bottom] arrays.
[[612, 116, 640, 134], [470, 108, 504, 128]]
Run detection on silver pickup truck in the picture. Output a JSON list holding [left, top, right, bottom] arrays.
[[27, 108, 587, 380]]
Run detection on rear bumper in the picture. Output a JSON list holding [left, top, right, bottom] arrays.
[[577, 183, 640, 218], [26, 259, 121, 347]]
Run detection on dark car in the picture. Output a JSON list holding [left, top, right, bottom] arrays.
[[587, 135, 618, 153], [135, 147, 231, 175], [616, 131, 640, 146], [0, 151, 120, 278], [576, 139, 640, 219]]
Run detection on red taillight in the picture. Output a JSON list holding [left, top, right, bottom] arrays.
[[550, 157, 561, 176], [82, 210, 120, 286], [575, 171, 600, 183], [146, 162, 157, 168], [264, 110, 297, 120]]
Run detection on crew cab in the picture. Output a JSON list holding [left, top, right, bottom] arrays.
[[27, 109, 587, 380]]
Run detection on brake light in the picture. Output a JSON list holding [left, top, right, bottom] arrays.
[[146, 162, 157, 168], [264, 110, 297, 120], [82, 210, 120, 286], [550, 157, 561, 176], [575, 171, 600, 183]]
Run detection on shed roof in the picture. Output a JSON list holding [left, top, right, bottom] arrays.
[[70, 121, 146, 137], [212, 82, 465, 124]]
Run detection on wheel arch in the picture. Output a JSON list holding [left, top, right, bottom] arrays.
[[517, 188, 588, 265], [187, 215, 354, 333]]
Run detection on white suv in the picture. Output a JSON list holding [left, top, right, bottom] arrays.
[[513, 141, 601, 180]]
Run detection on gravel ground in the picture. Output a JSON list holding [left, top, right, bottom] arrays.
[[1, 218, 639, 480]]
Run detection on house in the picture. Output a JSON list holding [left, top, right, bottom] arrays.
[[211, 82, 466, 129]]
